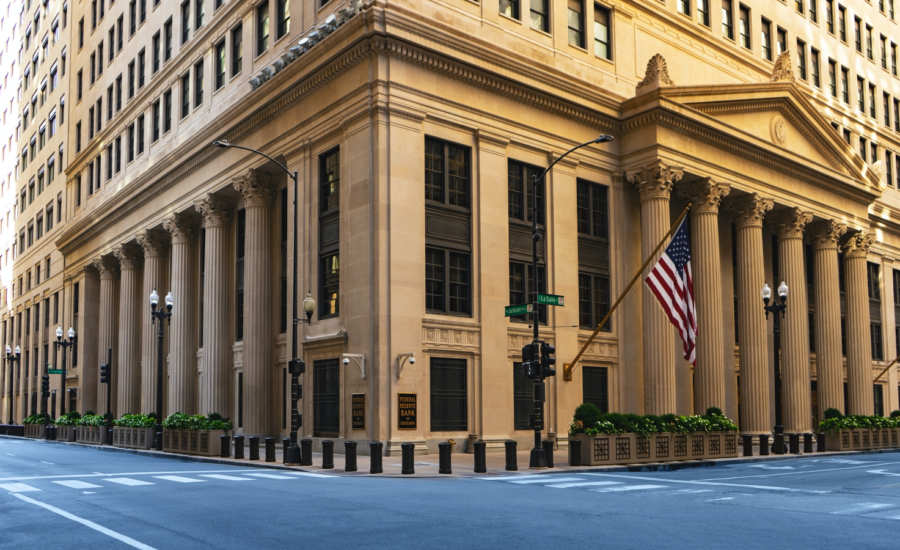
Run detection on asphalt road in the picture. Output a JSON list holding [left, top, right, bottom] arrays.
[[2, 438, 900, 549]]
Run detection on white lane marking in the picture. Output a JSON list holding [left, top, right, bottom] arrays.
[[748, 465, 793, 470], [698, 462, 891, 482], [591, 485, 667, 493], [104, 478, 155, 486], [867, 469, 900, 477], [0, 483, 40, 492], [832, 503, 895, 515], [675, 490, 713, 494], [40, 461, 54, 465], [53, 480, 103, 489], [284, 472, 335, 479], [83, 492, 95, 494], [0, 469, 266, 482], [199, 474, 254, 481], [12, 493, 157, 550], [152, 476, 205, 483], [546, 481, 623, 489], [507, 477, 584, 485], [583, 473, 828, 493], [245, 473, 297, 480], [707, 497, 736, 501], [6, 453, 14, 456], [481, 475, 548, 481]]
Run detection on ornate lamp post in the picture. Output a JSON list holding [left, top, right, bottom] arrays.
[[5, 345, 20, 423], [149, 289, 174, 449], [284, 292, 316, 464], [762, 281, 788, 434], [55, 326, 76, 418]]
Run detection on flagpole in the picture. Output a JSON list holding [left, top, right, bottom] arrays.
[[873, 351, 900, 383], [563, 203, 692, 381]]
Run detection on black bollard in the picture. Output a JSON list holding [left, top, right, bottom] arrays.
[[742, 434, 753, 456], [322, 440, 335, 469], [759, 434, 770, 456], [155, 431, 162, 451], [542, 440, 555, 468], [773, 433, 785, 455], [370, 441, 384, 474], [507, 440, 520, 470], [788, 433, 800, 454], [249, 436, 259, 460], [234, 435, 245, 459], [265, 437, 276, 462], [817, 432, 827, 453], [803, 433, 813, 454], [220, 435, 230, 458], [300, 438, 313, 466], [401, 442, 415, 475], [345, 441, 358, 472], [439, 442, 452, 474], [282, 438, 291, 464], [473, 440, 487, 473]]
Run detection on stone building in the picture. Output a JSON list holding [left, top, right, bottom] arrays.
[[3, 0, 900, 452]]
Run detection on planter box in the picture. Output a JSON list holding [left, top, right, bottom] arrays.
[[56, 426, 76, 442], [24, 424, 46, 439], [76, 426, 109, 445], [824, 430, 852, 451], [891, 429, 900, 448], [112, 427, 155, 450], [706, 432, 739, 459], [162, 429, 228, 456], [571, 431, 739, 466]]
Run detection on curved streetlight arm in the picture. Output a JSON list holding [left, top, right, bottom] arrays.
[[534, 136, 614, 186], [213, 141, 296, 184]]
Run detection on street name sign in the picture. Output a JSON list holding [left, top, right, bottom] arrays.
[[537, 294, 565, 306], [48, 369, 63, 374], [505, 304, 533, 317]]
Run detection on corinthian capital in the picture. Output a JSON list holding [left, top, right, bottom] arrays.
[[163, 213, 199, 245], [626, 161, 684, 202], [723, 193, 773, 228], [806, 220, 847, 251], [136, 229, 169, 258], [841, 230, 876, 259], [233, 169, 277, 207], [769, 207, 813, 240], [194, 195, 235, 228], [677, 178, 731, 214], [113, 243, 144, 271], [92, 255, 120, 280]]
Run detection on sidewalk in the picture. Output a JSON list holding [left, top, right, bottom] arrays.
[[7, 435, 900, 478]]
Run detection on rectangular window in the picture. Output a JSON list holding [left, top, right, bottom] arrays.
[[163, 90, 172, 133], [874, 384, 885, 416], [678, 0, 690, 15], [137, 115, 145, 154], [128, 60, 135, 98], [127, 123, 135, 161], [118, 15, 124, 51], [194, 59, 204, 107], [860, 137, 867, 161], [776, 27, 786, 55], [320, 253, 339, 318], [892, 43, 898, 76], [430, 358, 467, 432], [181, 2, 190, 45], [257, 1, 269, 55], [215, 40, 226, 89], [312, 359, 340, 438], [501, 0, 520, 19], [236, 208, 245, 340], [739, 6, 750, 49], [509, 262, 547, 325], [424, 138, 470, 208], [579, 273, 611, 330], [810, 0, 818, 22], [508, 161, 544, 224], [871, 323, 884, 361], [797, 40, 807, 80], [320, 148, 340, 213], [855, 16, 862, 52], [195, 0, 204, 29], [152, 99, 160, 141], [722, 0, 733, 39], [870, 84, 877, 118], [866, 24, 873, 60], [811, 48, 820, 87], [232, 24, 242, 76], [838, 5, 846, 41], [882, 35, 888, 69], [568, 0, 585, 48], [841, 66, 849, 103], [276, 0, 290, 39], [115, 136, 121, 173], [138, 49, 146, 88], [164, 18, 173, 61], [182, 73, 190, 117], [530, 0, 549, 32], [594, 4, 611, 59], [857, 77, 865, 112], [152, 32, 160, 73], [697, 0, 710, 26], [885, 93, 892, 127]]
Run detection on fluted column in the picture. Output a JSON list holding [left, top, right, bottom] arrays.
[[137, 230, 169, 415], [627, 161, 683, 415], [724, 193, 773, 434], [807, 221, 847, 421], [195, 195, 235, 417], [113, 243, 144, 415], [93, 255, 120, 416], [842, 230, 876, 416], [770, 208, 813, 433], [234, 171, 277, 437], [163, 213, 199, 415], [678, 178, 730, 414]]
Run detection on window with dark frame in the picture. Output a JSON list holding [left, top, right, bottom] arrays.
[[530, 0, 548, 33], [215, 40, 226, 89], [568, 0, 585, 48], [583, 366, 609, 413], [257, 1, 269, 55], [430, 357, 467, 432], [594, 4, 611, 59], [232, 24, 243, 76], [313, 359, 340, 437], [319, 148, 340, 318]]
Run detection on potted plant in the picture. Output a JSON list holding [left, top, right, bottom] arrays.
[[112, 414, 156, 450], [161, 412, 233, 456], [55, 412, 81, 442], [23, 413, 51, 439], [75, 412, 109, 445]]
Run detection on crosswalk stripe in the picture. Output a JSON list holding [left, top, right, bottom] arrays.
[[53, 480, 103, 489], [245, 473, 297, 480], [0, 482, 40, 492], [104, 478, 155, 486], [284, 472, 335, 478], [199, 474, 254, 481], [481, 475, 549, 482], [152, 476, 205, 483], [507, 477, 584, 485], [546, 481, 623, 489], [832, 503, 894, 515], [591, 485, 668, 493]]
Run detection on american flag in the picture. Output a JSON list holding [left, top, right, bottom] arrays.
[[645, 217, 697, 365]]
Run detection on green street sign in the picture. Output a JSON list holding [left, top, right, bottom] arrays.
[[505, 304, 533, 317], [48, 369, 63, 374], [538, 294, 565, 306]]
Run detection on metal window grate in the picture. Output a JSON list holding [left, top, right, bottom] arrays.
[[582, 366, 609, 413], [430, 358, 467, 432], [313, 359, 340, 438], [512, 363, 532, 430]]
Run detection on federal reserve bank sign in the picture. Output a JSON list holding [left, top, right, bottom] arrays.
[[398, 393, 417, 430]]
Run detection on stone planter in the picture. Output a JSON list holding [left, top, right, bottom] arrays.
[[571, 431, 739, 466], [76, 426, 109, 445], [706, 432, 739, 459], [162, 429, 228, 456], [891, 428, 900, 448], [112, 427, 155, 450], [24, 424, 46, 439], [56, 426, 76, 442], [859, 429, 872, 449], [824, 430, 852, 451]]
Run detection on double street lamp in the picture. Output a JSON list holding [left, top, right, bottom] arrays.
[[6, 345, 20, 423], [150, 289, 174, 450], [54, 326, 76, 419], [762, 281, 788, 435]]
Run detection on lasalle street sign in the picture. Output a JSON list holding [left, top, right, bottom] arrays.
[[537, 294, 565, 306]]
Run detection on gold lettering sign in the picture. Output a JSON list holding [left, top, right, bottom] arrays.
[[352, 394, 365, 430], [398, 393, 417, 430]]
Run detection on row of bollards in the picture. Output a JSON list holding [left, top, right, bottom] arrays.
[[742, 432, 829, 457]]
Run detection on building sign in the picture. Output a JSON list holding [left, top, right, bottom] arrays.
[[352, 394, 365, 430], [398, 393, 417, 430]]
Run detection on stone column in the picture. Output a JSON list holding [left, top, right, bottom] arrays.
[[113, 243, 144, 416], [137, 230, 169, 415], [163, 213, 199, 416], [92, 255, 120, 416], [234, 171, 277, 438], [724, 194, 773, 435], [842, 230, 876, 416], [627, 161, 683, 415], [678, 178, 730, 415], [770, 208, 814, 433], [195, 195, 235, 417], [807, 221, 847, 421]]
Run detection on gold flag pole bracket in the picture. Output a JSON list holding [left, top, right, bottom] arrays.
[[563, 203, 692, 382]]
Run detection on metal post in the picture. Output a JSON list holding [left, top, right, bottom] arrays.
[[105, 347, 112, 434], [473, 440, 487, 473], [817, 432, 827, 452], [265, 437, 275, 462], [506, 440, 519, 470], [220, 434, 231, 458], [567, 438, 580, 467], [542, 440, 554, 468], [788, 433, 800, 454], [759, 434, 770, 455], [529, 170, 547, 470], [322, 440, 334, 469], [60, 343, 67, 418], [401, 442, 415, 475], [803, 432, 813, 453], [282, 438, 291, 464], [369, 441, 383, 474], [773, 314, 783, 430], [249, 436, 259, 460], [344, 441, 357, 472], [742, 434, 753, 456], [155, 314, 165, 450], [438, 442, 452, 474], [773, 426, 785, 455], [300, 438, 312, 466], [234, 435, 244, 459]]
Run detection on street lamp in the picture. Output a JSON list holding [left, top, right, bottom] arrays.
[[5, 345, 20, 423], [150, 289, 174, 450], [54, 326, 76, 419], [527, 134, 615, 468], [762, 281, 788, 436]]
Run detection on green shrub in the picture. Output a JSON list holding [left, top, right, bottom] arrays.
[[84, 410, 96, 416], [55, 412, 82, 426], [208, 412, 224, 422], [24, 413, 52, 425], [573, 403, 603, 428], [823, 408, 843, 420], [113, 414, 156, 428], [705, 407, 723, 416], [891, 410, 900, 418], [76, 414, 106, 427]]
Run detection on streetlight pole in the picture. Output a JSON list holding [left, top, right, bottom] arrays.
[[528, 135, 614, 468], [762, 281, 788, 434], [6, 346, 20, 423], [55, 326, 76, 418], [149, 289, 173, 450]]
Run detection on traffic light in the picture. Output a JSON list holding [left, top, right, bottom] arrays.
[[540, 342, 556, 378], [100, 363, 110, 384], [521, 342, 541, 379], [288, 359, 306, 376], [41, 374, 50, 398]]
